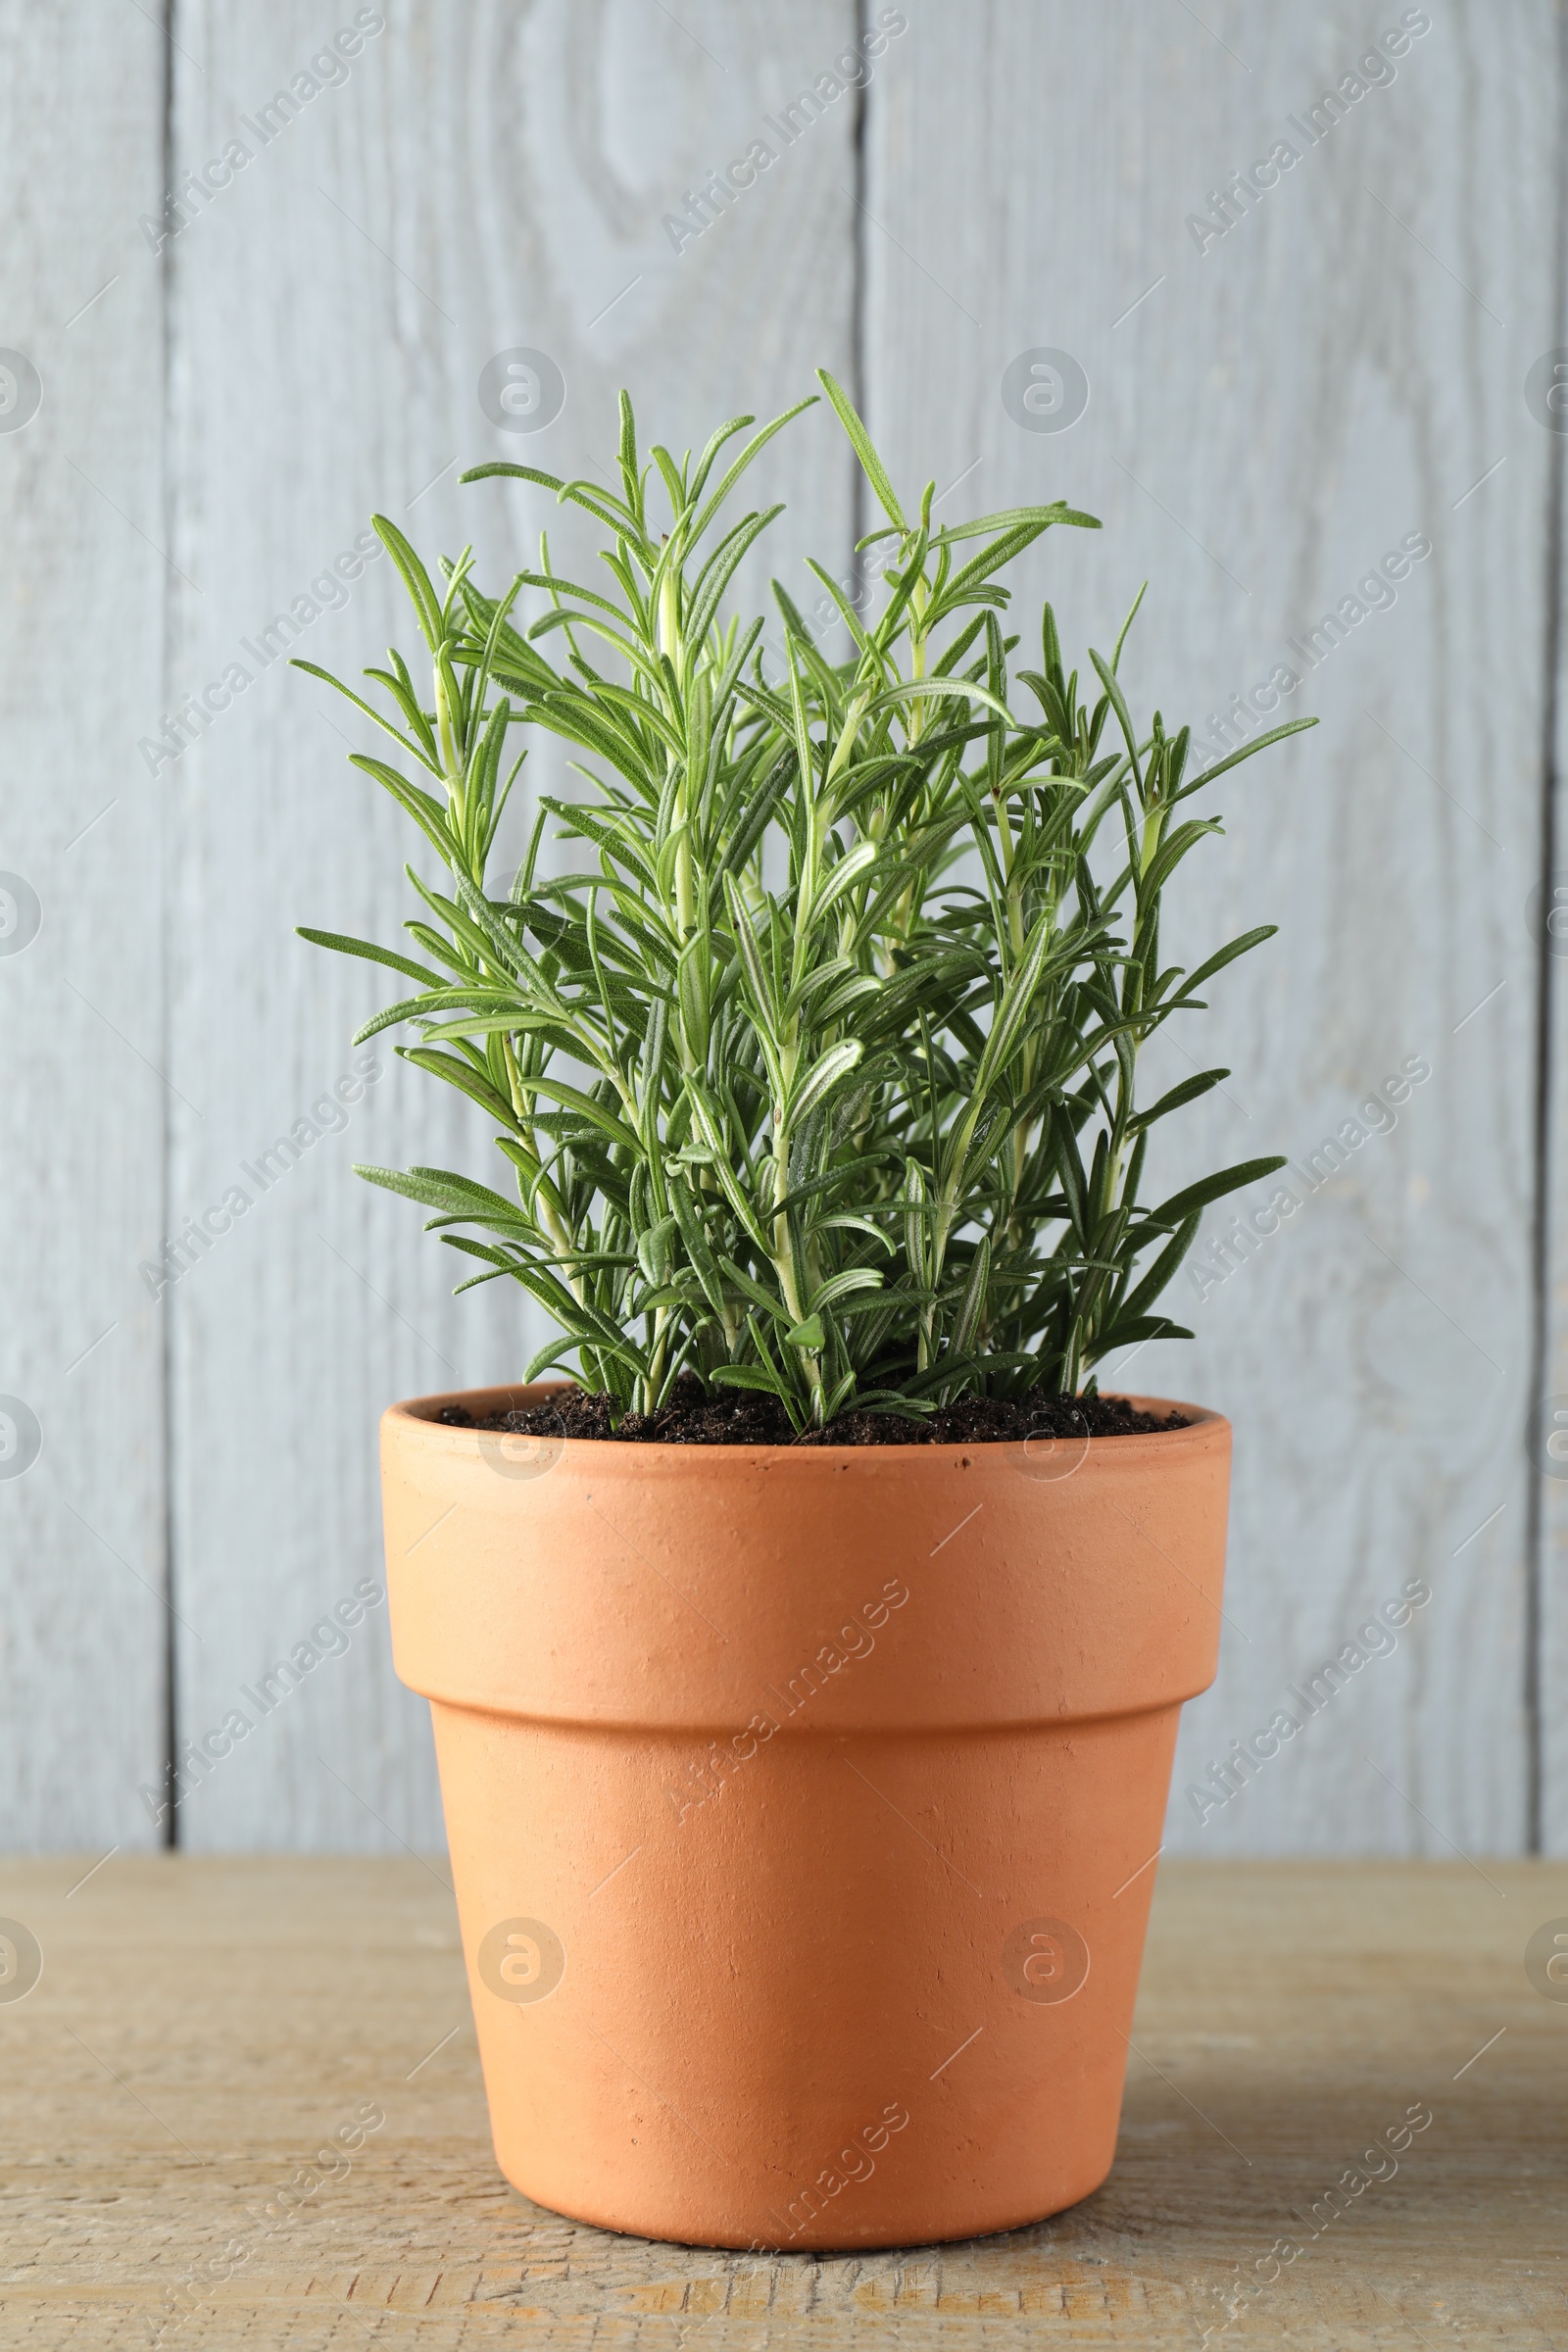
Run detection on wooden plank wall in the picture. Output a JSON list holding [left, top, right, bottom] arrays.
[[3, 0, 1564, 1857]]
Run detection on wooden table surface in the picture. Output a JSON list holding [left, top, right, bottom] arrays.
[[1, 1857, 1564, 2347]]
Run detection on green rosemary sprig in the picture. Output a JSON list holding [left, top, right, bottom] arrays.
[[297, 376, 1311, 1427]]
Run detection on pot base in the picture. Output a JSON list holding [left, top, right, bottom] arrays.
[[491, 2159, 1115, 2254], [433, 1699, 1172, 2255]]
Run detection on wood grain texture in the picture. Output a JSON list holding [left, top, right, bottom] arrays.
[[1, 1855, 1562, 2342], [0, 9, 171, 1847], [1538, 4, 1568, 1857], [863, 0, 1559, 1856], [162, 0, 860, 1849]]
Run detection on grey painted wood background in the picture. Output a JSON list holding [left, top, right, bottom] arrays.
[[2, 0, 1564, 1858]]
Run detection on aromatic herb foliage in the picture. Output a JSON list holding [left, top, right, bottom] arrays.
[[298, 378, 1311, 1429]]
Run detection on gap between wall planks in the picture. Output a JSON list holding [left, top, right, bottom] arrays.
[[1538, 0, 1568, 1856], [4, 1, 1567, 1857]]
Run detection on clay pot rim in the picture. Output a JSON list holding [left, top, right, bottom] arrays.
[[385, 1380, 1228, 1464]]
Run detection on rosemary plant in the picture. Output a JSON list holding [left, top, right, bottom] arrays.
[[298, 377, 1311, 1430]]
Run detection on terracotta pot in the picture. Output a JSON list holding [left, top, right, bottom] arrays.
[[380, 1384, 1231, 2250]]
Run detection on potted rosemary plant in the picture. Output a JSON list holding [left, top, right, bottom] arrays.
[[299, 376, 1309, 2251]]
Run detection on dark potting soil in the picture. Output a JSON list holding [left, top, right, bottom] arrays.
[[435, 1381, 1190, 1448]]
